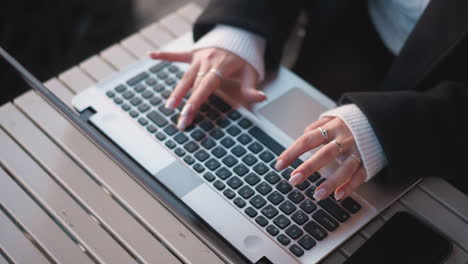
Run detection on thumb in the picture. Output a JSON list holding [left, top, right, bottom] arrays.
[[240, 67, 267, 103]]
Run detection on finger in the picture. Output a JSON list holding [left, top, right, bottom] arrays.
[[177, 72, 221, 130], [240, 67, 266, 102], [287, 136, 354, 186], [165, 62, 200, 109], [149, 51, 193, 63], [313, 154, 362, 201], [304, 117, 334, 133], [193, 62, 210, 90], [275, 129, 326, 171], [334, 166, 366, 200]]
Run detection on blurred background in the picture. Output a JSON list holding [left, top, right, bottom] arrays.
[[0, 0, 208, 105]]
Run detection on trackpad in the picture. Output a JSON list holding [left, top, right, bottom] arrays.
[[258, 87, 329, 139], [155, 161, 203, 198]]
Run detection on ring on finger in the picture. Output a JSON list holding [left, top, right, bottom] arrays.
[[209, 68, 224, 80], [350, 154, 362, 164], [331, 140, 344, 154], [196, 71, 206, 77], [318, 127, 328, 142]]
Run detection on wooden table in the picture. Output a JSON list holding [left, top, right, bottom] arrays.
[[0, 3, 467, 263]]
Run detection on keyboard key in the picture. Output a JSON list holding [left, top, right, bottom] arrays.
[[312, 209, 339, 231], [184, 141, 199, 153], [115, 84, 126, 93], [249, 195, 267, 209], [194, 149, 209, 162], [231, 145, 247, 157], [161, 90, 171, 99], [174, 147, 186, 157], [164, 124, 178, 136], [137, 104, 150, 113], [153, 84, 165, 92], [245, 173, 260, 186], [149, 97, 162, 106], [228, 110, 241, 120], [227, 176, 243, 189], [138, 118, 148, 126], [201, 138, 216, 149], [233, 164, 249, 176], [210, 128, 225, 139], [238, 118, 253, 129], [142, 90, 154, 99], [226, 125, 241, 136], [304, 221, 328, 241], [318, 198, 350, 223], [203, 172, 215, 182], [267, 191, 285, 205], [289, 244, 304, 257], [298, 235, 316, 250], [300, 200, 317, 214], [261, 205, 279, 219], [122, 91, 135, 99], [206, 110, 220, 120], [296, 180, 311, 191], [288, 190, 305, 204], [149, 61, 170, 73], [259, 151, 275, 163], [200, 120, 214, 131], [176, 71, 184, 79], [291, 210, 309, 225], [113, 97, 123, 104], [237, 134, 253, 144], [209, 95, 231, 112], [211, 146, 227, 158], [222, 155, 238, 167], [147, 111, 168, 127], [168, 65, 180, 73], [304, 186, 317, 200], [146, 125, 157, 133], [248, 142, 264, 154], [183, 155, 195, 165], [242, 154, 258, 166], [253, 163, 269, 175], [165, 140, 176, 149], [249, 126, 285, 155], [281, 168, 293, 179], [276, 181, 293, 194], [122, 104, 131, 111], [213, 180, 225, 190], [273, 215, 291, 229], [174, 133, 189, 144], [341, 197, 361, 214], [220, 137, 236, 148], [155, 132, 166, 141], [279, 201, 297, 215], [134, 84, 146, 93], [205, 158, 221, 171], [129, 110, 139, 118], [216, 118, 231, 128], [315, 178, 326, 186], [277, 234, 290, 245], [158, 105, 174, 116], [130, 97, 143, 106], [238, 186, 255, 199], [245, 207, 257, 218], [193, 163, 205, 173], [265, 172, 281, 184], [127, 72, 149, 86], [285, 224, 303, 239], [191, 129, 206, 141], [266, 225, 279, 236], [223, 189, 236, 199], [255, 216, 269, 227], [234, 197, 246, 208], [255, 182, 273, 195], [216, 167, 232, 180], [145, 78, 157, 86], [157, 71, 168, 79]]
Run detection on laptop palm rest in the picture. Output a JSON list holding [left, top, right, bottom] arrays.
[[155, 162, 203, 198]]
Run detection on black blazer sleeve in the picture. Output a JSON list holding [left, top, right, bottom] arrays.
[[193, 0, 304, 71], [341, 81, 468, 190]]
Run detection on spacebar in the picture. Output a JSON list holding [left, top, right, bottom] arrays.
[[248, 126, 285, 156]]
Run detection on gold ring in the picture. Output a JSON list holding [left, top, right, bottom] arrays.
[[350, 154, 362, 164], [196, 72, 206, 77], [331, 140, 344, 154], [209, 68, 224, 80], [318, 127, 328, 142]]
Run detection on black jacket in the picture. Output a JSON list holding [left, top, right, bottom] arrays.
[[193, 0, 468, 193]]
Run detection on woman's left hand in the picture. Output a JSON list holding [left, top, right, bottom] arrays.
[[275, 116, 366, 201]]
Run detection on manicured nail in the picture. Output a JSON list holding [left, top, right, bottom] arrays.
[[181, 103, 192, 117], [334, 190, 344, 201], [289, 172, 303, 185], [178, 117, 187, 131], [258, 91, 266, 96], [313, 187, 328, 201], [165, 97, 175, 109], [275, 159, 284, 171]]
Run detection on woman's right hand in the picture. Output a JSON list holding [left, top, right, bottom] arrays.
[[149, 47, 266, 130]]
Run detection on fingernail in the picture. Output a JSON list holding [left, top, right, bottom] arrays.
[[275, 159, 284, 171], [178, 117, 187, 131], [334, 190, 344, 201], [313, 187, 328, 201], [165, 98, 175, 109], [181, 103, 192, 117], [289, 172, 303, 186], [258, 91, 266, 96]]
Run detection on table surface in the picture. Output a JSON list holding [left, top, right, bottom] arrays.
[[0, 3, 467, 263]]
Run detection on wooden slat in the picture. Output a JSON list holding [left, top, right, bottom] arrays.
[[44, 78, 74, 108], [418, 178, 468, 222], [80, 55, 117, 82], [4, 99, 180, 264], [320, 251, 347, 264], [400, 187, 468, 251], [140, 23, 175, 48], [58, 66, 95, 93], [0, 197, 51, 264], [159, 13, 192, 37], [340, 234, 366, 257], [0, 160, 93, 264], [121, 34, 156, 58], [101, 44, 138, 70], [176, 3, 203, 23], [14, 90, 224, 263], [360, 217, 385, 239]]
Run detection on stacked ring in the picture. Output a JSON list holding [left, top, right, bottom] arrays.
[[318, 127, 328, 142], [196, 72, 206, 77], [331, 140, 344, 153], [209, 68, 224, 80]]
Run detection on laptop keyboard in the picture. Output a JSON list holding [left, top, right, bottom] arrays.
[[104, 61, 362, 258]]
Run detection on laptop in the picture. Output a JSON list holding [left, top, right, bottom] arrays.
[[0, 33, 420, 264]]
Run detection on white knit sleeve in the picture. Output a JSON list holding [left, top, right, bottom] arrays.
[[192, 24, 266, 82], [320, 104, 388, 181]]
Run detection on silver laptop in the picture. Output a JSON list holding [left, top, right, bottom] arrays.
[[70, 33, 418, 263]]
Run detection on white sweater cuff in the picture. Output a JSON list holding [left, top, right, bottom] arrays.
[[192, 24, 266, 82], [320, 104, 388, 181]]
